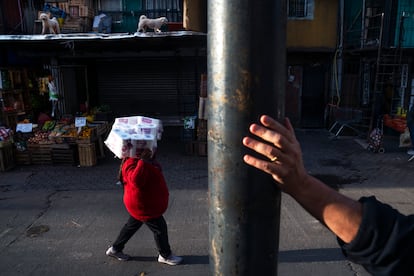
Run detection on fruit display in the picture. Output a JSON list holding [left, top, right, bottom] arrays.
[[42, 120, 56, 131], [78, 126, 94, 139], [47, 118, 78, 144], [46, 120, 99, 144], [49, 123, 77, 139], [27, 131, 52, 144], [18, 119, 31, 124]]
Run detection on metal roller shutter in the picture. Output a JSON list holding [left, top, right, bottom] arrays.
[[96, 56, 202, 118]]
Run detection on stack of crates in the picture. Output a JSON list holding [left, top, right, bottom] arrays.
[[0, 141, 15, 171], [58, 0, 95, 33], [28, 144, 53, 165], [51, 144, 78, 165], [14, 149, 31, 165], [195, 119, 207, 156], [185, 74, 208, 156]]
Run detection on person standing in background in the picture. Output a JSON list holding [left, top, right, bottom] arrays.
[[47, 75, 59, 118]]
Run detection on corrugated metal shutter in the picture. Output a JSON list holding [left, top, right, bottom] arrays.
[[96, 57, 202, 118]]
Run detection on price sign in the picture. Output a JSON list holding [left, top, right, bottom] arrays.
[[75, 117, 87, 128], [16, 123, 33, 133]]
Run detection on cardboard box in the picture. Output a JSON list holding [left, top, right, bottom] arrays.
[[104, 116, 163, 159]]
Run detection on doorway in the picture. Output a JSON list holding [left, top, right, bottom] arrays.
[[301, 64, 326, 128]]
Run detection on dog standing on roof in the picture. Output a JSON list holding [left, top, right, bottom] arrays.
[[137, 15, 168, 33], [39, 13, 60, 34]]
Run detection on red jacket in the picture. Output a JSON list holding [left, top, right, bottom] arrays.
[[121, 158, 169, 221]]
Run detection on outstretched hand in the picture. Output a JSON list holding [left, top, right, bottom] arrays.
[[242, 115, 309, 195], [243, 115, 363, 244]]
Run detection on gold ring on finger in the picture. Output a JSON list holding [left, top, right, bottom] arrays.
[[269, 156, 278, 162]]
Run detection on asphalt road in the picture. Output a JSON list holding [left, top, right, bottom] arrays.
[[0, 129, 413, 275]]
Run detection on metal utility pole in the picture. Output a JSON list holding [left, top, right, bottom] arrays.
[[208, 1, 286, 275]]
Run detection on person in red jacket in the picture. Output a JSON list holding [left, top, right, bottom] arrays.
[[106, 148, 183, 265]]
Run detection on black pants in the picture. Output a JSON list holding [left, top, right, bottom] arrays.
[[112, 215, 172, 258]]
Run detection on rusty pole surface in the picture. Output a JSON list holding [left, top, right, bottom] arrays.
[[208, 1, 286, 275]]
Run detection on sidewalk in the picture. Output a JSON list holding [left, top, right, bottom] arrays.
[[0, 130, 413, 275], [280, 130, 414, 275]]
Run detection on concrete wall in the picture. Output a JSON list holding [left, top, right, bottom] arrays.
[[287, 0, 338, 50]]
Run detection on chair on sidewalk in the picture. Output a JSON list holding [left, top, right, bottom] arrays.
[[327, 105, 363, 138]]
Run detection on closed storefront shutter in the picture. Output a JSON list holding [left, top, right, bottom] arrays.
[[96, 56, 203, 118]]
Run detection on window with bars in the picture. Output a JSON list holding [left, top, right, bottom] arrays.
[[98, 0, 182, 22], [288, 0, 314, 19], [143, 0, 182, 22], [99, 0, 122, 12]]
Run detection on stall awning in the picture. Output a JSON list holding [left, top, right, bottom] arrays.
[[0, 31, 207, 58]]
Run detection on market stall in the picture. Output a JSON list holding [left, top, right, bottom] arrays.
[[12, 117, 109, 167], [0, 67, 110, 170], [2, 131, 104, 171]]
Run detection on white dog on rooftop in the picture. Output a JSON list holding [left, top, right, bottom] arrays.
[[39, 13, 60, 34], [137, 15, 168, 33]]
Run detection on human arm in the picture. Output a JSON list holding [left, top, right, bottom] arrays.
[[122, 149, 153, 185], [339, 196, 414, 274], [242, 115, 362, 243]]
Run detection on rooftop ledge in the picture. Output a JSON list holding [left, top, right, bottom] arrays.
[[0, 31, 206, 42]]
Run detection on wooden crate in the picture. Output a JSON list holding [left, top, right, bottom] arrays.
[[49, 135, 77, 144], [51, 144, 78, 165], [197, 119, 207, 141], [185, 141, 207, 156], [0, 141, 15, 171], [61, 17, 92, 33], [68, 0, 91, 6], [91, 123, 108, 158], [78, 143, 96, 167], [76, 135, 97, 144], [77, 137, 104, 159], [14, 149, 31, 165], [196, 141, 207, 156], [28, 144, 53, 165]]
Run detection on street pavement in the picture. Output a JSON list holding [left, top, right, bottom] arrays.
[[0, 127, 413, 276]]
